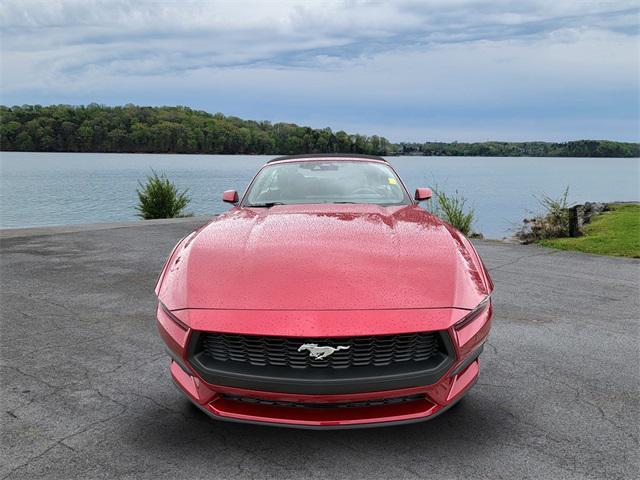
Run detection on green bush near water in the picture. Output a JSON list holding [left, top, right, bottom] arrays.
[[534, 186, 571, 238], [136, 171, 191, 219], [428, 188, 475, 236]]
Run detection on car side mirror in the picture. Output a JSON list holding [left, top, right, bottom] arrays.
[[415, 188, 432, 202], [222, 190, 239, 204]]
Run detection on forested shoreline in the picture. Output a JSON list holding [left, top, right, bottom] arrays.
[[1, 104, 638, 157]]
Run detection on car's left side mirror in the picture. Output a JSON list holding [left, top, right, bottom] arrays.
[[222, 190, 239, 204], [415, 187, 432, 202]]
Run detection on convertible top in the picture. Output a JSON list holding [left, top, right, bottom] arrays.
[[267, 153, 388, 164]]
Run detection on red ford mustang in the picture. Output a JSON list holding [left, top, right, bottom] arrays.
[[155, 154, 493, 428]]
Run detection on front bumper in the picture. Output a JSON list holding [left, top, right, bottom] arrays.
[[171, 355, 480, 428], [157, 304, 491, 428]]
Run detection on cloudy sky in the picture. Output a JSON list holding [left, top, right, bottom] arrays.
[[1, 0, 638, 142]]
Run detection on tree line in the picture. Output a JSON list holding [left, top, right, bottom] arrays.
[[0, 104, 391, 155], [1, 104, 638, 157], [396, 140, 640, 158]]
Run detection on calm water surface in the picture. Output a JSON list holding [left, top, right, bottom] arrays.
[[1, 152, 638, 238]]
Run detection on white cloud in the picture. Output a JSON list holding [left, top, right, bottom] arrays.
[[0, 0, 638, 141]]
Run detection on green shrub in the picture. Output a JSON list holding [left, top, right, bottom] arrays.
[[428, 187, 475, 236], [534, 186, 570, 237], [514, 186, 571, 242], [136, 170, 191, 219]]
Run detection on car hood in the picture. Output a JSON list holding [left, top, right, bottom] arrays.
[[157, 204, 489, 311]]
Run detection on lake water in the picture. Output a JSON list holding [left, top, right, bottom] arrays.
[[1, 152, 638, 238]]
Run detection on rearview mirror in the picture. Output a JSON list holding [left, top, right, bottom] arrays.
[[415, 188, 432, 202], [222, 190, 239, 204]]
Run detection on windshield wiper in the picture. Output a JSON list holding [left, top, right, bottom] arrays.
[[328, 201, 358, 204], [245, 202, 286, 208]]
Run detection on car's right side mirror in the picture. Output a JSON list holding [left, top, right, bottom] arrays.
[[415, 188, 432, 202], [222, 190, 239, 204]]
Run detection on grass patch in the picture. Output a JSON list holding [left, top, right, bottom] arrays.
[[540, 204, 640, 258]]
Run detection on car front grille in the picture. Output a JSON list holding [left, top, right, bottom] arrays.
[[188, 330, 454, 394], [222, 393, 426, 409], [197, 331, 445, 370]]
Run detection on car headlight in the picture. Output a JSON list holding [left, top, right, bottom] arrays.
[[159, 302, 189, 331], [454, 296, 491, 330]]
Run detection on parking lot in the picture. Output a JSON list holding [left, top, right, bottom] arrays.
[[1, 219, 638, 479]]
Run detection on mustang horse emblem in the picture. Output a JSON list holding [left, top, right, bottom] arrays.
[[298, 343, 350, 360]]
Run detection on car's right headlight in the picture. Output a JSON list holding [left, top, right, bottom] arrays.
[[454, 296, 491, 330]]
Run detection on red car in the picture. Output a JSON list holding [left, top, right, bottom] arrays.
[[155, 154, 493, 428]]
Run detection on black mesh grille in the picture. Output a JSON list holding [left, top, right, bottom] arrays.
[[222, 394, 426, 409], [197, 332, 445, 370]]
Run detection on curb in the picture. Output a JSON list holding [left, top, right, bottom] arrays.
[[0, 216, 213, 240]]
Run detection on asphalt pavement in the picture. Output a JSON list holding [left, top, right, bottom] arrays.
[[1, 218, 638, 479]]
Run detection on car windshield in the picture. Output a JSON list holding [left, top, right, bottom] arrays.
[[243, 161, 411, 206]]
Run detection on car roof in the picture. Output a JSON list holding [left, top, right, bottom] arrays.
[[266, 153, 388, 164]]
